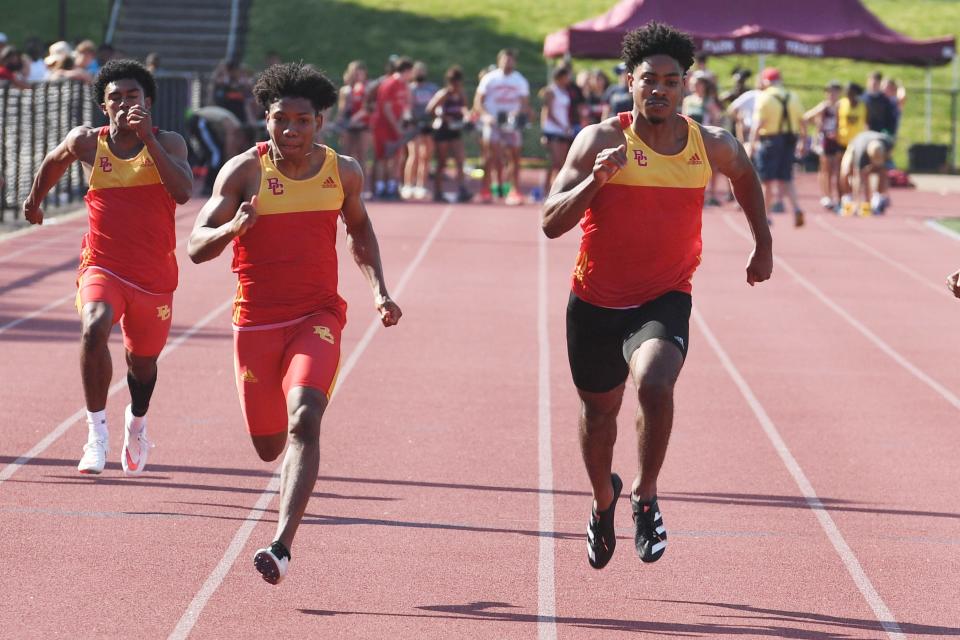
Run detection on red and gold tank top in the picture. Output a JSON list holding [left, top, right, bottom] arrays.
[[81, 126, 178, 293], [571, 113, 711, 308], [231, 143, 347, 328]]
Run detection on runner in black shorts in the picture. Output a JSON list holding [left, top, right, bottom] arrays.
[[567, 291, 691, 393]]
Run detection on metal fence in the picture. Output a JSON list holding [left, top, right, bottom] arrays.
[[0, 75, 200, 222]]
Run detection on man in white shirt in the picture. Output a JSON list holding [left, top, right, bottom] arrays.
[[473, 48, 531, 204]]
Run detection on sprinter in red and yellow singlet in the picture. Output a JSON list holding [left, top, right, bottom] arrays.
[[23, 59, 193, 477], [189, 63, 401, 585], [542, 22, 773, 570]]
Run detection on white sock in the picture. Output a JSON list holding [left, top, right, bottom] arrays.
[[127, 411, 146, 435], [86, 410, 108, 441]]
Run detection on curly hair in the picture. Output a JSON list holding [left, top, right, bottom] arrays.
[[253, 62, 337, 113], [93, 59, 156, 104], [621, 22, 696, 75]]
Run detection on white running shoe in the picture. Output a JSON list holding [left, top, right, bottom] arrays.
[[253, 545, 289, 585], [78, 437, 107, 474], [121, 404, 153, 475]]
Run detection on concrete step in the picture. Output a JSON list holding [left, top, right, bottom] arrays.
[[116, 17, 231, 33]]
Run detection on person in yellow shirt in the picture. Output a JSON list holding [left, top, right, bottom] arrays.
[[836, 82, 866, 149], [747, 67, 805, 226]]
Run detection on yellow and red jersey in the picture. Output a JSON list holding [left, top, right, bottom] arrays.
[[231, 143, 347, 328], [571, 113, 711, 308], [81, 126, 178, 293]]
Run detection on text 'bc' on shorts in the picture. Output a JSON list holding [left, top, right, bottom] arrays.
[[566, 290, 691, 393]]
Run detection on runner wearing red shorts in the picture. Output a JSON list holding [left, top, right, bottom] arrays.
[[22, 59, 192, 476], [542, 23, 772, 569], [189, 62, 401, 585], [370, 57, 413, 199]]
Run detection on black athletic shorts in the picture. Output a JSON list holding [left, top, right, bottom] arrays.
[[566, 290, 691, 393]]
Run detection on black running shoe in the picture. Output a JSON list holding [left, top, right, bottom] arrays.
[[253, 540, 290, 585], [631, 495, 667, 563], [587, 473, 623, 569]]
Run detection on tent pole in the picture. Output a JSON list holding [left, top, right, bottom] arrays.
[[925, 67, 933, 143]]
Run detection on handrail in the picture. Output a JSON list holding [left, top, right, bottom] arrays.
[[105, 0, 124, 44]]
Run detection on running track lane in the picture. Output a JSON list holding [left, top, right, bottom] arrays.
[[2, 194, 959, 637]]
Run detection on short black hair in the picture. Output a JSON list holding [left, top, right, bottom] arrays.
[[253, 62, 337, 113], [94, 59, 156, 104], [621, 21, 696, 74]]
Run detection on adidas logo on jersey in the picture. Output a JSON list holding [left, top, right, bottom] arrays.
[[322, 176, 337, 188], [687, 153, 703, 165]]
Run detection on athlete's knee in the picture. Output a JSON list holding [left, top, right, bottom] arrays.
[[80, 308, 112, 351], [252, 434, 286, 462], [287, 391, 326, 444], [580, 391, 623, 426], [636, 372, 675, 408]]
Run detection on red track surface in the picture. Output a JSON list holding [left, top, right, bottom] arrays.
[[1, 176, 959, 638]]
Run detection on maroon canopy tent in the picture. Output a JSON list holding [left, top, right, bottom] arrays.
[[543, 0, 956, 66]]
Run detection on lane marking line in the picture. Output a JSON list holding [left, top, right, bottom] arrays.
[[0, 297, 235, 485], [537, 231, 557, 640], [923, 219, 960, 242], [723, 214, 960, 411], [0, 292, 75, 336], [813, 217, 948, 297], [168, 205, 455, 640], [693, 307, 905, 639]]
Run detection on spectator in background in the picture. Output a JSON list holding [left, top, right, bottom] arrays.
[[748, 67, 805, 227], [403, 61, 438, 200], [566, 68, 586, 135], [45, 41, 93, 83], [427, 65, 472, 203], [691, 51, 716, 86], [23, 37, 48, 83], [0, 45, 30, 88], [262, 50, 282, 69], [186, 104, 243, 195], [212, 58, 256, 145], [839, 130, 894, 216], [540, 65, 575, 202], [863, 71, 897, 135], [90, 43, 115, 75], [803, 80, 843, 211], [719, 67, 751, 108], [881, 77, 906, 137], [75, 40, 98, 74], [473, 48, 531, 205], [371, 56, 413, 200], [337, 60, 372, 184], [837, 82, 866, 151], [682, 72, 722, 205], [582, 69, 609, 126], [601, 62, 632, 119], [145, 52, 160, 75]]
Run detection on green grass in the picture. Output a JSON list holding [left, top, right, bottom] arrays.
[[937, 217, 960, 234], [246, 0, 959, 168], [3, 0, 955, 167], [1, 1, 111, 45]]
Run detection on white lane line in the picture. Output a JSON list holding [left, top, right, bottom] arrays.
[[0, 297, 234, 485], [0, 292, 75, 336], [0, 231, 77, 265], [0, 208, 87, 245], [813, 217, 948, 297], [537, 232, 557, 640], [723, 214, 960, 411], [693, 307, 905, 639], [168, 205, 455, 640], [923, 219, 960, 242]]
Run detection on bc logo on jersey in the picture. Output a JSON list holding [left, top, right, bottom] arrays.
[[633, 149, 648, 167], [99, 157, 113, 172], [267, 177, 285, 195]]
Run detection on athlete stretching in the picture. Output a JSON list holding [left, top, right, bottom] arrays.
[[542, 23, 772, 569], [23, 59, 192, 475], [188, 63, 401, 584]]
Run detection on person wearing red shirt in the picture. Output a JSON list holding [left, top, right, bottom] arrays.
[[22, 60, 193, 476], [542, 22, 772, 570], [189, 62, 401, 585], [371, 57, 413, 199]]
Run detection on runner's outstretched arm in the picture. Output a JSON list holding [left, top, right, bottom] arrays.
[[541, 124, 625, 239], [188, 153, 257, 263], [702, 125, 773, 286], [22, 127, 93, 225], [339, 156, 401, 326]]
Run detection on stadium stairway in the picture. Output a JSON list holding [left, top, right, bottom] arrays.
[[108, 0, 252, 75]]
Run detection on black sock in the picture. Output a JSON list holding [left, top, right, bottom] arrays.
[[270, 540, 291, 561], [127, 372, 157, 417]]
